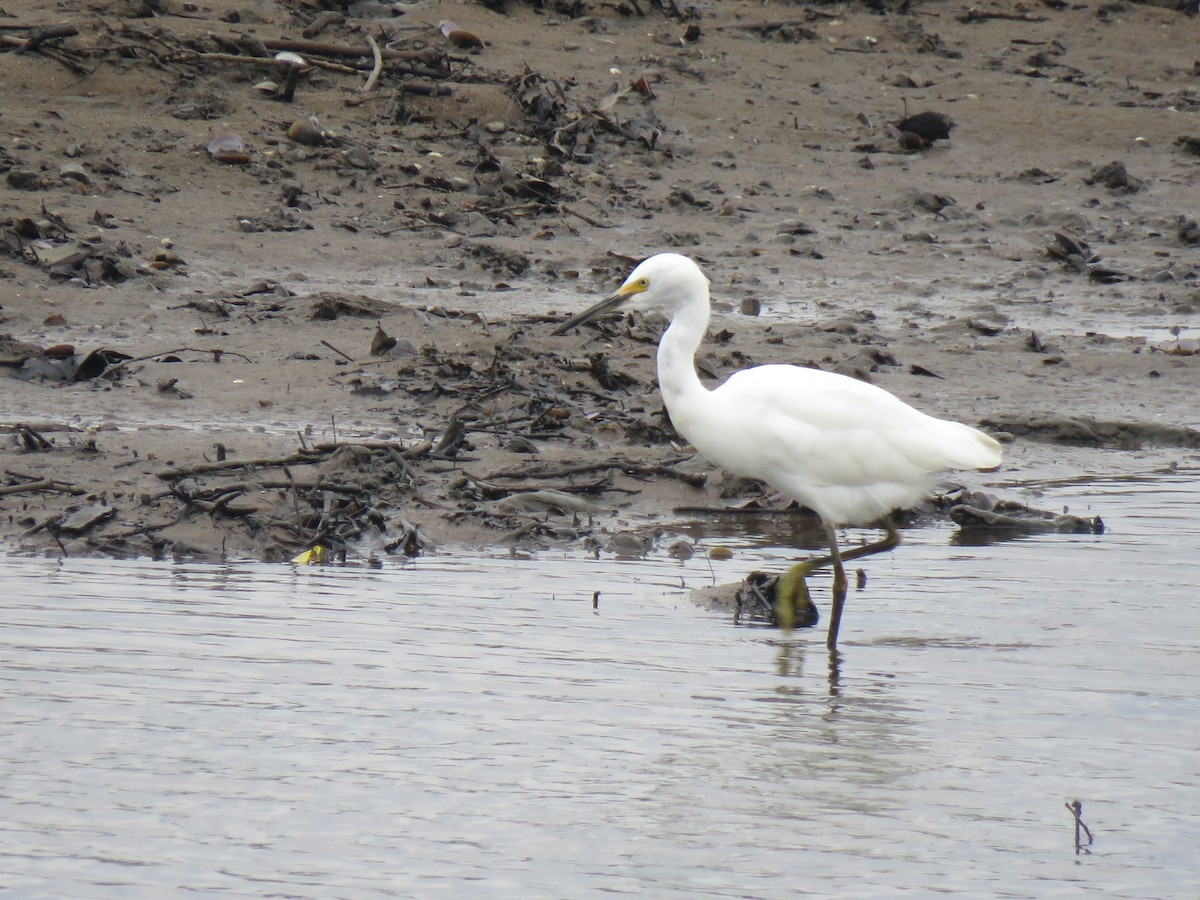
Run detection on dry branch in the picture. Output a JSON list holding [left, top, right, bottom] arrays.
[[0, 478, 85, 497], [361, 32, 384, 93]]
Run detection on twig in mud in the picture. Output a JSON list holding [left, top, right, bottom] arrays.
[[349, 82, 454, 108], [1065, 800, 1093, 854], [433, 411, 468, 456], [100, 346, 253, 378], [957, 8, 1047, 22], [0, 477, 85, 497], [321, 339, 356, 362], [715, 18, 825, 33], [673, 504, 806, 516], [16, 426, 53, 452], [361, 32, 384, 93], [262, 37, 443, 65], [560, 204, 614, 229], [303, 11, 344, 39], [311, 439, 432, 459], [278, 59, 301, 103], [463, 470, 626, 496], [170, 50, 361, 76], [13, 23, 78, 53], [486, 457, 706, 488], [157, 451, 325, 479], [396, 81, 453, 97], [23, 513, 63, 536], [386, 446, 418, 482], [185, 479, 366, 498], [0, 32, 87, 73]]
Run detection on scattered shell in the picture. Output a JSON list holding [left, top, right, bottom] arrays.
[[149, 249, 185, 269], [342, 146, 376, 169], [274, 51, 308, 68], [207, 131, 250, 164], [287, 118, 325, 146], [254, 80, 279, 94], [58, 163, 90, 185], [438, 20, 483, 49]]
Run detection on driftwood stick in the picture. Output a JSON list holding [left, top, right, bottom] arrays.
[[311, 439, 430, 455], [274, 58, 300, 102], [0, 478, 86, 497], [157, 439, 432, 480], [486, 458, 705, 487], [169, 50, 361, 75], [187, 479, 366, 497], [302, 10, 344, 39], [262, 37, 440, 63], [319, 339, 355, 362], [361, 32, 384, 93], [397, 81, 453, 96], [0, 32, 88, 73], [158, 452, 325, 479], [958, 8, 1047, 22], [560, 204, 614, 229], [15, 23, 78, 52]]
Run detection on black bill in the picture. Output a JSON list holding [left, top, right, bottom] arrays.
[[551, 290, 628, 336]]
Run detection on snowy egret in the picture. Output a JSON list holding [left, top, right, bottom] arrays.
[[553, 253, 1002, 649]]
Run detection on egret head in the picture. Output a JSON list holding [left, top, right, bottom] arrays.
[[552, 253, 710, 335]]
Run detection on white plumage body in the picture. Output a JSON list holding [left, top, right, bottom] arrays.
[[671, 363, 1001, 526]]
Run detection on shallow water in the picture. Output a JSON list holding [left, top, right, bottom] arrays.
[[2, 472, 1198, 898]]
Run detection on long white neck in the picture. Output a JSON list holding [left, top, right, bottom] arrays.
[[656, 291, 712, 418]]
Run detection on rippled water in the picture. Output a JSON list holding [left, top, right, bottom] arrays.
[[2, 473, 1198, 897]]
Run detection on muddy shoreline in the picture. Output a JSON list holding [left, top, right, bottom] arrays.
[[2, 0, 1198, 562]]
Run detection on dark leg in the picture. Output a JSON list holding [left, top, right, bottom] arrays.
[[808, 521, 901, 574], [775, 520, 901, 641], [824, 521, 901, 649], [824, 523, 848, 650]]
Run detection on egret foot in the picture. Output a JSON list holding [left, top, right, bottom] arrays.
[[774, 561, 819, 632]]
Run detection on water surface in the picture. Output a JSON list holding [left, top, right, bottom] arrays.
[[2, 473, 1197, 897]]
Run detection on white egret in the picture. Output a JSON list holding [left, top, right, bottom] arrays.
[[553, 253, 1002, 649]]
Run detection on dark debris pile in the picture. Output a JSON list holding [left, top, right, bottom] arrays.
[[1, 304, 717, 562]]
